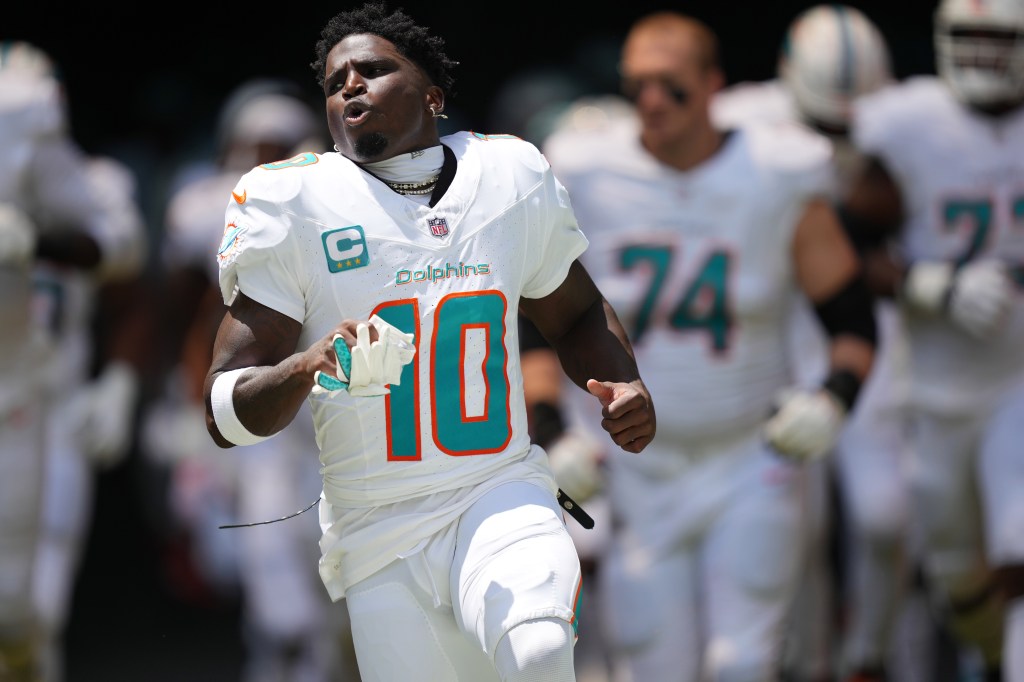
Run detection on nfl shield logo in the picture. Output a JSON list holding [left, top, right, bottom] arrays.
[[427, 217, 449, 238]]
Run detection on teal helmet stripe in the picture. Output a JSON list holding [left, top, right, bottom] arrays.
[[833, 4, 856, 93]]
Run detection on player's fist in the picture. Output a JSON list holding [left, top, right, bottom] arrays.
[[763, 387, 845, 462], [586, 378, 655, 454], [0, 202, 37, 268], [947, 259, 1013, 339], [902, 259, 1013, 339], [311, 316, 415, 397]]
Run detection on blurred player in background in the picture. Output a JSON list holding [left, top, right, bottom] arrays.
[[842, 0, 1024, 679], [142, 79, 360, 681], [0, 40, 148, 682], [712, 7, 912, 681], [543, 11, 875, 681]]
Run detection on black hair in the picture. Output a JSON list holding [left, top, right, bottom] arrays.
[[311, 1, 458, 97]]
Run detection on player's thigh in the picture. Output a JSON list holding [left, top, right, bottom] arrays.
[[835, 404, 910, 540], [345, 555, 498, 682], [598, 531, 701, 676], [0, 391, 47, 622], [702, 456, 806, 672], [452, 481, 581, 661], [979, 380, 1024, 567], [908, 410, 983, 553]]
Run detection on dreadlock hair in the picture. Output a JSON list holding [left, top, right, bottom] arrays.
[[311, 1, 459, 97]]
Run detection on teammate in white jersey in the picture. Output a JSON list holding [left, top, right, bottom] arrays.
[[202, 3, 656, 681], [146, 79, 362, 682], [542, 12, 877, 681], [0, 41, 147, 681], [713, 8, 912, 681], [841, 0, 1024, 678]]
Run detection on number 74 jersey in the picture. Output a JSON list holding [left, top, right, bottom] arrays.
[[543, 115, 835, 445], [217, 132, 588, 597]]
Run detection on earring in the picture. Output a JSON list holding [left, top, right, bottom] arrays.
[[333, 144, 340, 152], [430, 106, 448, 120]]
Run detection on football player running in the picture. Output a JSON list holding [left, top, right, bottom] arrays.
[[713, 8, 912, 681], [542, 11, 876, 681], [842, 0, 1024, 678], [202, 3, 655, 681]]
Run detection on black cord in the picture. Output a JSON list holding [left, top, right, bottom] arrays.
[[218, 497, 320, 529]]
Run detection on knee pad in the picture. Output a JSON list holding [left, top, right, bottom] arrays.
[[494, 617, 574, 682]]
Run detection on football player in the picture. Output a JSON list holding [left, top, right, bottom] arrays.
[[0, 41, 147, 682], [713, 7, 912, 681], [542, 11, 876, 681], [843, 0, 1024, 678]]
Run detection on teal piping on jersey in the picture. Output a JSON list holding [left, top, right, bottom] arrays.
[[571, 574, 583, 638], [833, 4, 855, 93]]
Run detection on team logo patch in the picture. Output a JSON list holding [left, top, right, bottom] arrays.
[[322, 225, 370, 273], [260, 152, 319, 170], [217, 222, 247, 266], [427, 217, 449, 238]]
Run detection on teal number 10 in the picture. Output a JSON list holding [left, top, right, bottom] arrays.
[[374, 291, 513, 461]]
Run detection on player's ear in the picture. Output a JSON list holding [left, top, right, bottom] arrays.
[[425, 86, 445, 117]]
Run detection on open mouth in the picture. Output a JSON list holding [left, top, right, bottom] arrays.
[[344, 102, 371, 126]]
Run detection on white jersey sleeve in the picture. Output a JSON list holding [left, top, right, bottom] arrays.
[[743, 119, 837, 204], [711, 79, 798, 130], [519, 146, 588, 299], [217, 162, 309, 322]]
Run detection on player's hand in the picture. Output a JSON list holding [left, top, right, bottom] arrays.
[[902, 259, 1013, 338], [0, 202, 37, 268], [947, 259, 1013, 339], [67, 362, 139, 468], [586, 379, 655, 453], [763, 387, 845, 462], [546, 429, 605, 503], [310, 316, 415, 397]]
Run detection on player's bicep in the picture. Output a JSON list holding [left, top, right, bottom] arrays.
[[793, 198, 861, 304], [519, 260, 602, 344], [843, 156, 904, 235], [208, 291, 303, 375]]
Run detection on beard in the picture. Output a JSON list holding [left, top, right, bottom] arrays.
[[353, 132, 388, 160]]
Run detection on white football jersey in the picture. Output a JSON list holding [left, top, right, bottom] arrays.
[[218, 131, 588, 598], [543, 115, 833, 445], [854, 76, 1024, 412]]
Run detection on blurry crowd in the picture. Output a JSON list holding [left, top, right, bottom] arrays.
[[2, 0, 1024, 680]]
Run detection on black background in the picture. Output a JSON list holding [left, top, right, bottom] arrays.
[[9, 2, 941, 680]]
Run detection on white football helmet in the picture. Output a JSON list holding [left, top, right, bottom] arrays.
[[935, 0, 1024, 107], [0, 40, 56, 80], [778, 5, 893, 130]]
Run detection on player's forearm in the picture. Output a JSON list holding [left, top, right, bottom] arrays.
[[552, 297, 642, 391], [828, 335, 874, 384], [204, 354, 313, 448]]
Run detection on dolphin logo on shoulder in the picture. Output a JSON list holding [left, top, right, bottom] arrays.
[[232, 189, 247, 204]]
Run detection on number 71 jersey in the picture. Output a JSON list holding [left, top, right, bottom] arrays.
[[218, 132, 587, 502], [543, 116, 835, 445]]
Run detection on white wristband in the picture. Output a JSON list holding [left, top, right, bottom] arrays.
[[211, 368, 271, 446]]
